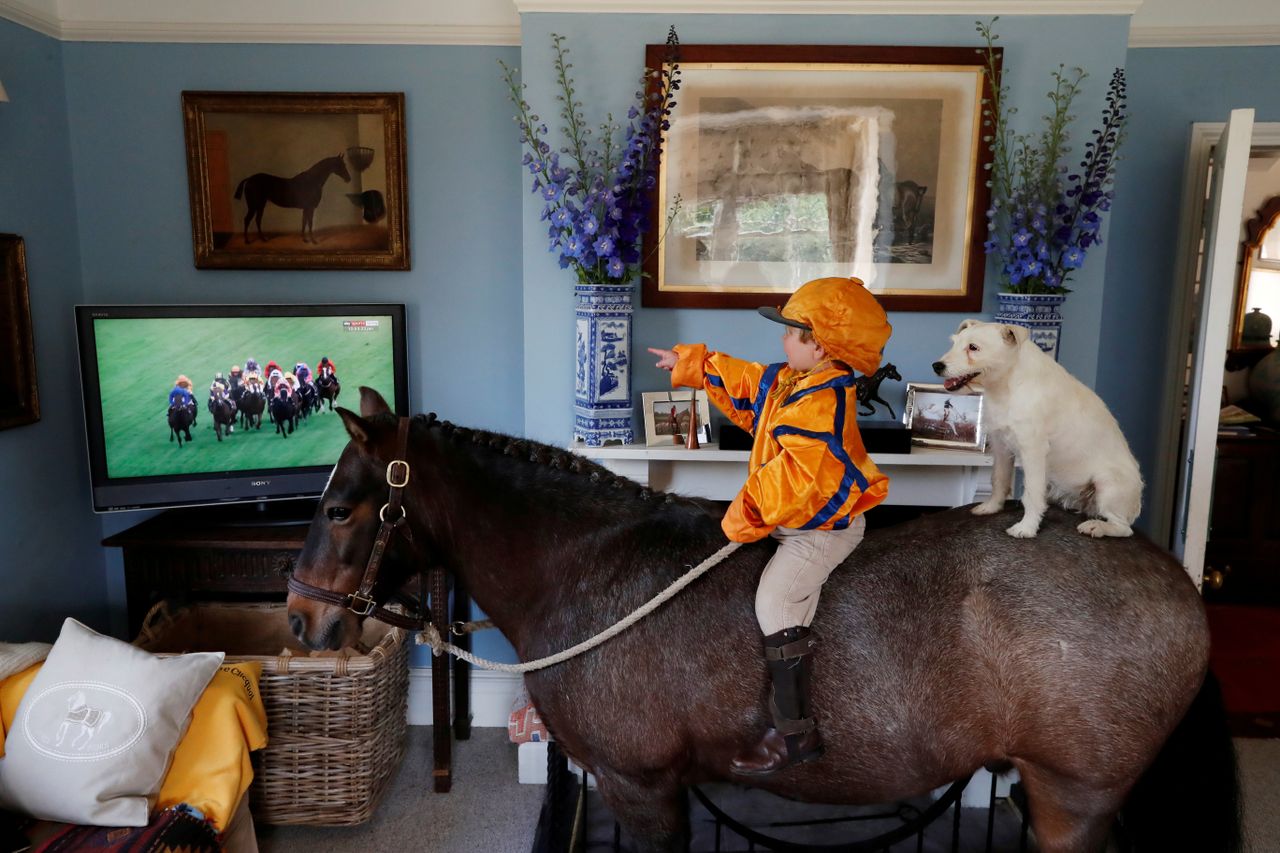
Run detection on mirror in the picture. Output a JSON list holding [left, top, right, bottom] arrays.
[[1236, 195, 1280, 348]]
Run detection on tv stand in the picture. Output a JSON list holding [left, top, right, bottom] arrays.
[[103, 507, 473, 793]]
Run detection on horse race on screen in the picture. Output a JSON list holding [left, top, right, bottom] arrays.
[[91, 315, 395, 479]]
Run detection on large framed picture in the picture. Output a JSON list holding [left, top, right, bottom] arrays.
[[642, 44, 998, 312], [902, 382, 985, 450], [182, 91, 409, 270], [0, 234, 39, 431], [641, 390, 712, 447]]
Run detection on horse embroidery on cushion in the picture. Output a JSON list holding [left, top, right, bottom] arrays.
[[55, 691, 113, 751]]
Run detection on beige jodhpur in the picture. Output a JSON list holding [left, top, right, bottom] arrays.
[[755, 515, 867, 634]]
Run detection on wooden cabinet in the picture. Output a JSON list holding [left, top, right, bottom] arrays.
[[1205, 428, 1280, 603], [104, 508, 472, 792]]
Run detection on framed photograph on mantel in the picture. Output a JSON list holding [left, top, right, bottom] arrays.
[[182, 91, 409, 270], [0, 234, 40, 431], [642, 44, 998, 312], [902, 381, 985, 451]]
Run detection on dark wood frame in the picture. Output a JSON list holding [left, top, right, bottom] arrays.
[[1235, 194, 1280, 347], [182, 91, 410, 270], [642, 44, 999, 312], [0, 234, 40, 430]]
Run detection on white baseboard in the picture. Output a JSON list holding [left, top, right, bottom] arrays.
[[407, 666, 524, 727]]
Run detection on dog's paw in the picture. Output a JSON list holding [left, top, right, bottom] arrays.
[[1006, 520, 1040, 538], [971, 501, 1002, 516], [1077, 519, 1134, 538]]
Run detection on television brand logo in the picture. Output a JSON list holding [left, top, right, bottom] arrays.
[[251, 480, 271, 487], [343, 320, 380, 332]]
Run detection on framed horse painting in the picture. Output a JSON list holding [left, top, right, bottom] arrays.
[[0, 234, 39, 431], [182, 92, 409, 270], [641, 44, 998, 312]]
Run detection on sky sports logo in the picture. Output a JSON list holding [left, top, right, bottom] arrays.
[[343, 320, 381, 332]]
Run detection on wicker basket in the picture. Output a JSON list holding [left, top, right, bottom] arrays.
[[135, 601, 409, 826]]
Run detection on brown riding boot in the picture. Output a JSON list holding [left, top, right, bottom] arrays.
[[730, 626, 824, 776]]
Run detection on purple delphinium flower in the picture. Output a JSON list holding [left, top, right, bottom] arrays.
[[501, 27, 681, 284], [977, 19, 1126, 295]]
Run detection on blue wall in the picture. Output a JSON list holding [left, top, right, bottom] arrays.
[[0, 19, 107, 641], [519, 14, 1131, 444], [5, 11, 1269, 658], [1100, 45, 1280, 531]]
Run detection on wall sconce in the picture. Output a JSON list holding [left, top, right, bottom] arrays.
[[0, 79, 8, 102]]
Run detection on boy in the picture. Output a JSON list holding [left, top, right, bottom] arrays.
[[649, 276, 892, 776]]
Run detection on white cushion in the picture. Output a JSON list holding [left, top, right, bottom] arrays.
[[0, 618, 223, 826]]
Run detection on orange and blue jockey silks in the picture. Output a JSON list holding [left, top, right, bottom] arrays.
[[670, 345, 889, 543]]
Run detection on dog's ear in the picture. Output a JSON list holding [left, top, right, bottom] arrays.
[[955, 318, 984, 334], [1001, 324, 1030, 346]]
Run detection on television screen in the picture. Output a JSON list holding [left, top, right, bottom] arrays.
[[75, 303, 409, 513]]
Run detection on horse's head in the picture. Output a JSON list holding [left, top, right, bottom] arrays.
[[886, 364, 902, 382], [332, 153, 352, 183], [287, 387, 421, 650]]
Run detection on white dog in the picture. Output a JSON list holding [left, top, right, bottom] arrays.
[[932, 320, 1143, 539]]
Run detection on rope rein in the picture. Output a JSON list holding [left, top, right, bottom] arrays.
[[416, 541, 742, 673]]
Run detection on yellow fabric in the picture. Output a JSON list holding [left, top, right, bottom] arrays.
[[158, 662, 267, 832], [0, 664, 42, 758], [775, 277, 892, 376], [0, 661, 267, 833], [672, 343, 890, 543]]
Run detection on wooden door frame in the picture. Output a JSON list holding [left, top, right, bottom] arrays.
[[1151, 121, 1280, 553]]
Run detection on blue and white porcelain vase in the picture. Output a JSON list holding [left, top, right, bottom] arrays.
[[574, 282, 634, 446], [995, 292, 1067, 361]]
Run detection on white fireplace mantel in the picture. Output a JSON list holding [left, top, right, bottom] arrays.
[[571, 442, 993, 508]]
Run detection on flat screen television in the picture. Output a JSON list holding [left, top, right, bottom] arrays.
[[75, 303, 409, 513]]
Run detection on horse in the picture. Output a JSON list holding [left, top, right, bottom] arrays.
[[239, 384, 265, 430], [286, 388, 1240, 853], [234, 154, 352, 245], [167, 403, 194, 447], [297, 380, 319, 418], [209, 386, 237, 442], [853, 363, 903, 419], [270, 390, 296, 438], [315, 367, 340, 411], [893, 181, 928, 244], [55, 691, 112, 751]]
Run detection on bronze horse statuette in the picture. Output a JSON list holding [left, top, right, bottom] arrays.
[[287, 388, 1239, 853]]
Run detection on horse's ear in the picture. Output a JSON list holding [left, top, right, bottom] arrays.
[[336, 407, 371, 445], [358, 386, 391, 417]]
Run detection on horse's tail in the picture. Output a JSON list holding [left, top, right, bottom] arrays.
[[1118, 670, 1241, 852], [234, 177, 248, 200]]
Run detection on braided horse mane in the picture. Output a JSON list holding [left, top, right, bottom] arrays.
[[407, 412, 719, 528]]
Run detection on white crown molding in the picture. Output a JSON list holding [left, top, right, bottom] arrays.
[[1129, 26, 1280, 48], [56, 21, 522, 46], [0, 0, 60, 38], [515, 0, 1143, 13], [1, 0, 524, 44]]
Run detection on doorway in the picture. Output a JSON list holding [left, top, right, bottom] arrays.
[[1154, 119, 1280, 585]]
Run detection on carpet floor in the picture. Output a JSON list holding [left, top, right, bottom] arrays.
[[256, 728, 1280, 853]]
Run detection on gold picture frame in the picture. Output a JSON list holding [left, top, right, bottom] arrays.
[[182, 91, 410, 270], [0, 234, 40, 430], [642, 44, 998, 312]]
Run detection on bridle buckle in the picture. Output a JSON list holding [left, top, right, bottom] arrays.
[[386, 459, 410, 489], [347, 592, 377, 616]]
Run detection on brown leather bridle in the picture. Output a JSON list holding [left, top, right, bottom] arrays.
[[287, 416, 430, 631]]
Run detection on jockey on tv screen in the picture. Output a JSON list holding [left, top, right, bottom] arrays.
[[91, 314, 395, 480]]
